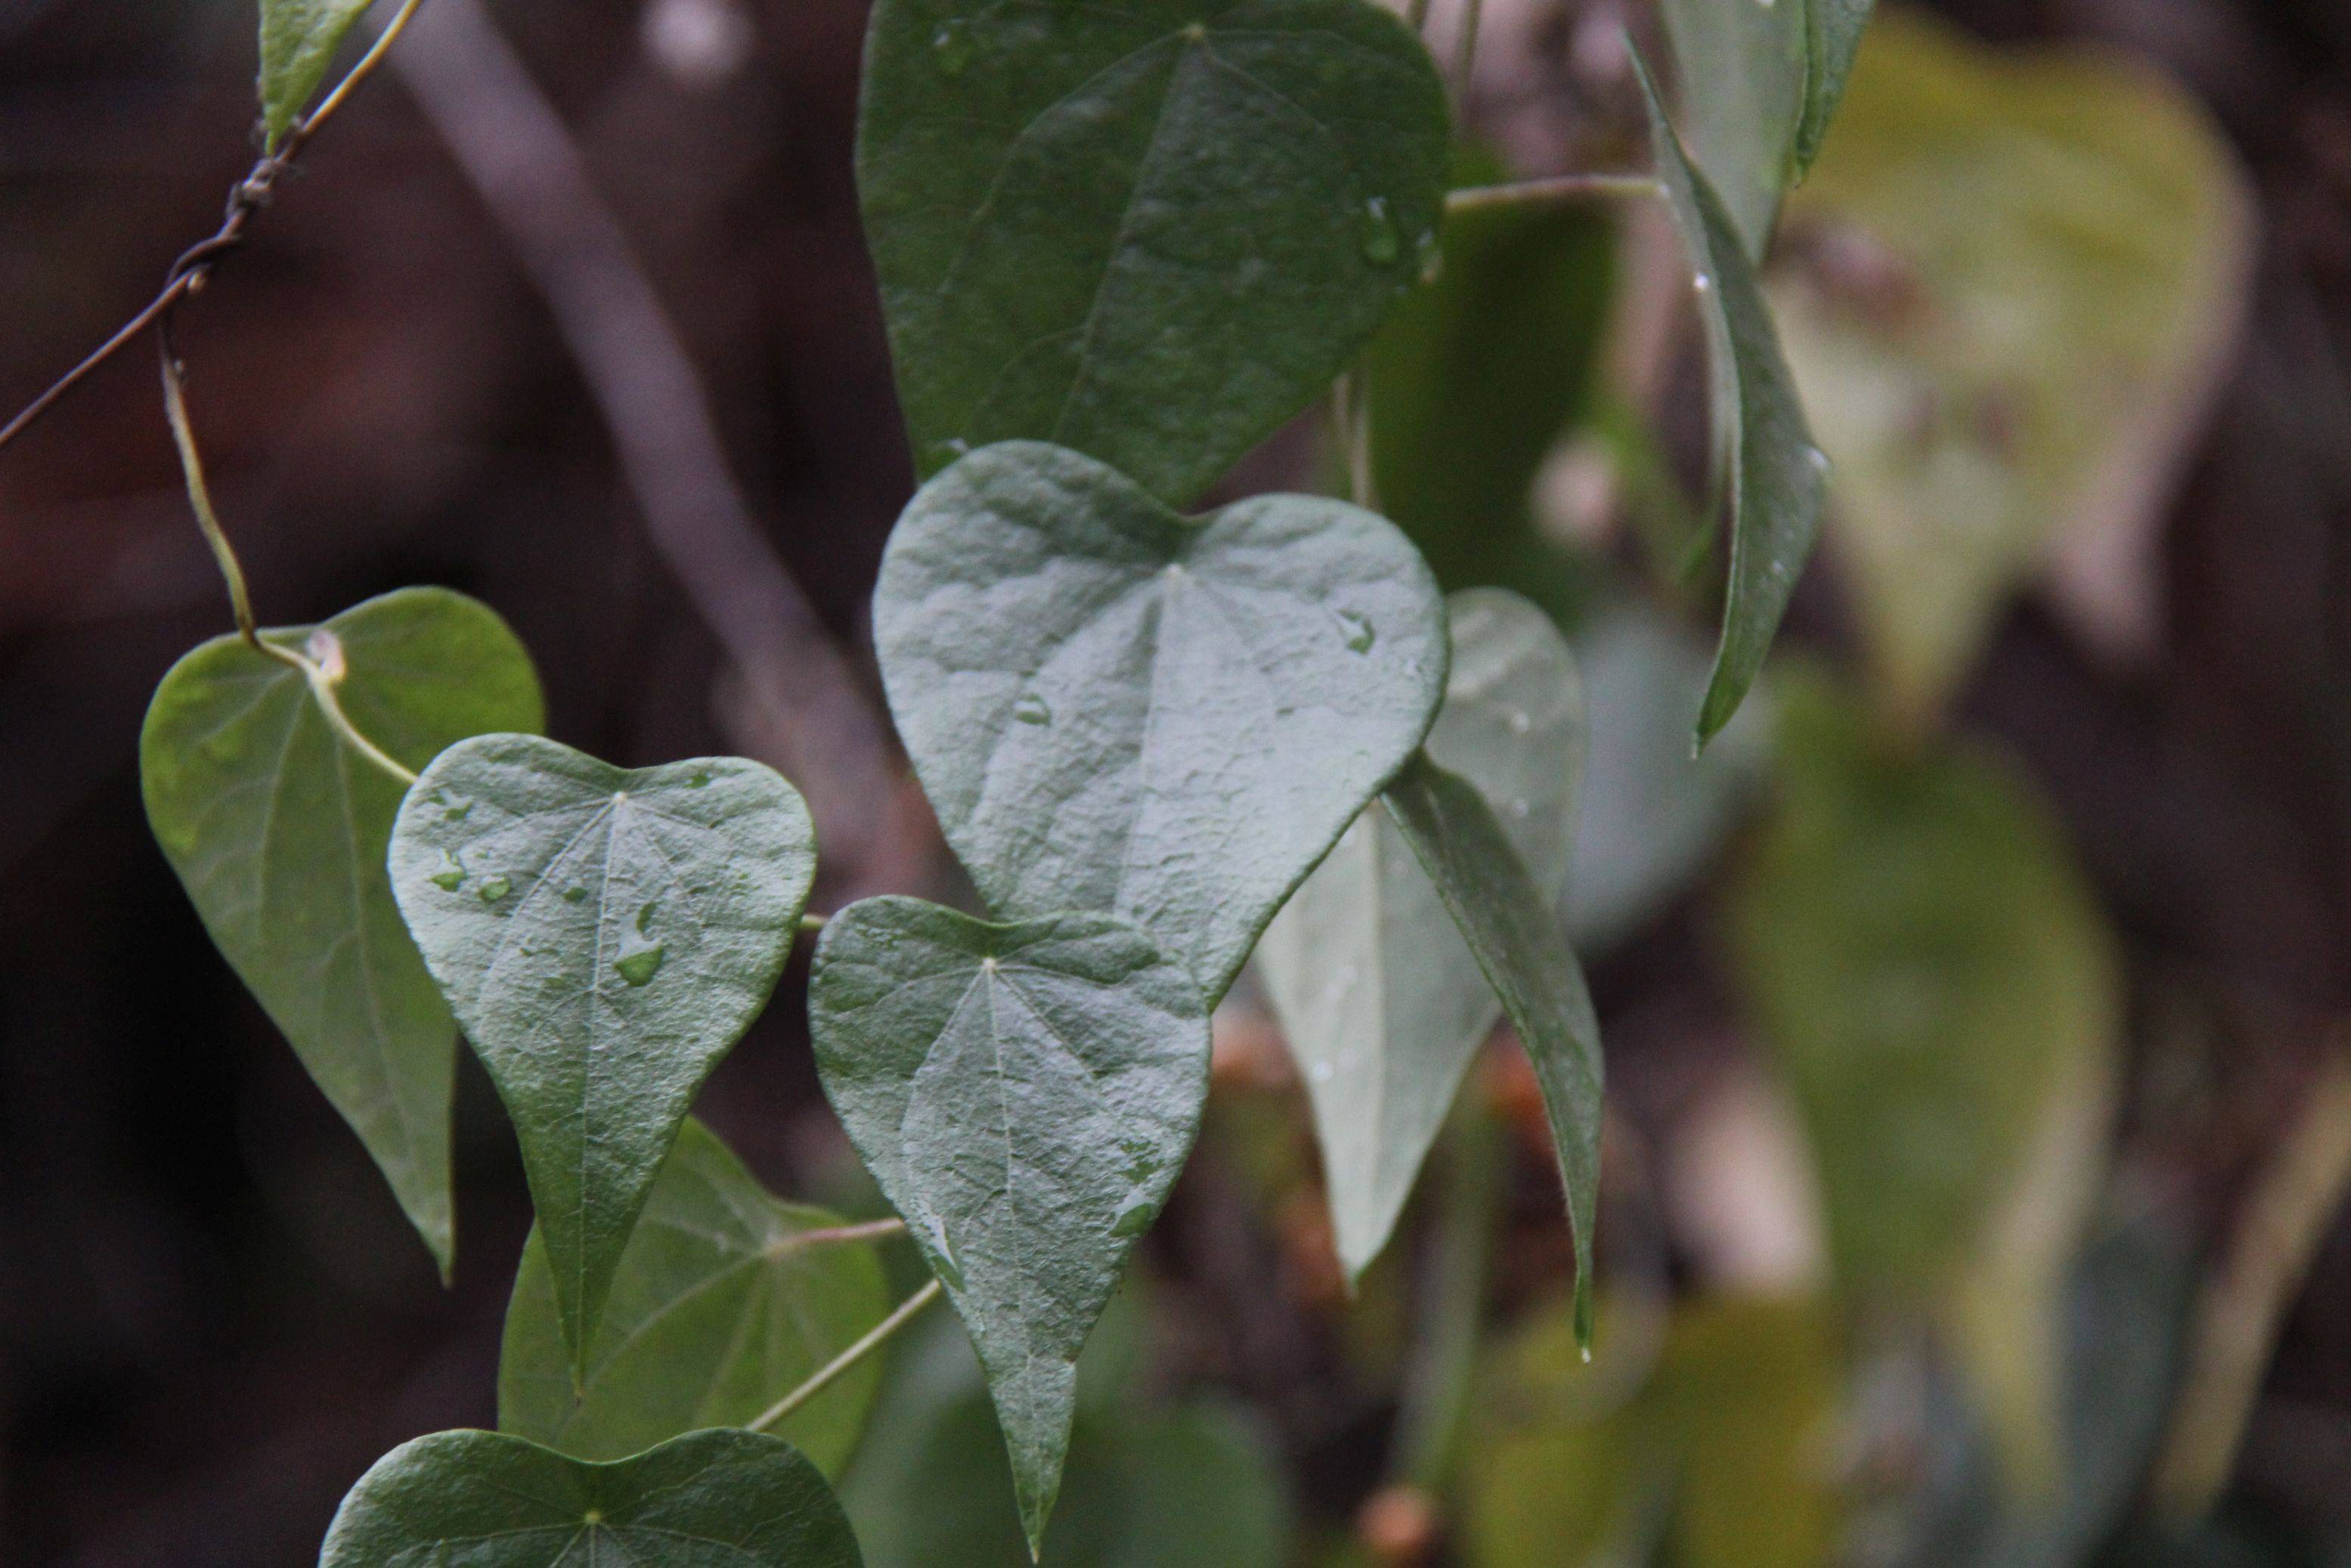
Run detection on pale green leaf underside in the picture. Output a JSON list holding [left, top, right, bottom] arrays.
[[1383, 751, 1603, 1337], [500, 1119, 891, 1473], [809, 897, 1211, 1554], [1635, 51, 1828, 746], [141, 587, 544, 1278], [1659, 0, 1806, 259], [389, 735, 816, 1371], [858, 0, 1451, 504], [1258, 588, 1584, 1278], [875, 440, 1448, 1004], [319, 1427, 863, 1567], [259, 0, 379, 147]]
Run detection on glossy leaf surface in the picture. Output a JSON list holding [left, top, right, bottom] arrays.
[[500, 1119, 891, 1473], [1258, 589, 1583, 1278], [809, 897, 1210, 1552], [319, 1427, 862, 1567], [876, 440, 1447, 1002], [1660, 0, 1807, 256], [1382, 751, 1603, 1331], [389, 736, 816, 1369], [141, 587, 543, 1277], [859, 0, 1450, 504], [1635, 52, 1827, 746], [259, 0, 379, 147]]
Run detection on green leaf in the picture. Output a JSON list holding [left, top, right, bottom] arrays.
[[1361, 149, 1615, 621], [1633, 50, 1828, 748], [388, 736, 816, 1371], [499, 1119, 892, 1474], [1772, 11, 2253, 720], [1659, 0, 1807, 258], [141, 586, 544, 1278], [808, 897, 1211, 1554], [319, 1426, 863, 1567], [875, 440, 1448, 1003], [259, 0, 379, 150], [1257, 589, 1584, 1279], [857, 0, 1451, 505], [1380, 751, 1603, 1336], [1795, 0, 1876, 175], [1725, 674, 2122, 1298]]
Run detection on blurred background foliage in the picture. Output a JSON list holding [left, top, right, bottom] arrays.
[[1, 0, 2348, 1564]]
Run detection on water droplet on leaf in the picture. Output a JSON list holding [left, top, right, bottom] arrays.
[[686, 770, 711, 789], [563, 886, 589, 903], [477, 875, 512, 903], [636, 901, 658, 934], [1110, 1197, 1156, 1237], [1509, 711, 1532, 734], [1333, 609, 1375, 653], [430, 855, 467, 892], [1358, 196, 1399, 265], [1013, 693, 1053, 725], [930, 20, 974, 74], [614, 944, 668, 987]]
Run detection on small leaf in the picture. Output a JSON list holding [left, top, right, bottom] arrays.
[[858, 0, 1450, 504], [1258, 589, 1584, 1279], [141, 587, 544, 1278], [1633, 49, 1828, 747], [1380, 751, 1603, 1336], [1795, 0, 1877, 176], [259, 0, 379, 150], [388, 736, 816, 1371], [875, 440, 1448, 1003], [809, 897, 1211, 1554], [500, 1119, 893, 1473], [319, 1427, 863, 1567]]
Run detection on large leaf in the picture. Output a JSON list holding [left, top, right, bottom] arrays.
[[388, 736, 816, 1371], [259, 0, 379, 148], [319, 1427, 862, 1567], [141, 586, 544, 1277], [875, 440, 1448, 1002], [1726, 675, 2121, 1298], [1361, 149, 1615, 622], [1771, 11, 2254, 719], [1257, 589, 1584, 1279], [1659, 0, 1807, 258], [809, 897, 1211, 1553], [1634, 51, 1828, 747], [500, 1119, 892, 1473], [857, 0, 1450, 505], [1381, 751, 1603, 1334]]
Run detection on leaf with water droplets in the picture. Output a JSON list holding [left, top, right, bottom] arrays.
[[875, 440, 1448, 1004], [1382, 750, 1604, 1340], [859, 0, 1450, 505], [319, 1427, 862, 1568], [141, 587, 544, 1278], [1257, 590, 1584, 1278], [388, 735, 816, 1374], [259, 0, 382, 150], [808, 897, 1210, 1554], [500, 1120, 891, 1473], [1635, 49, 1828, 747]]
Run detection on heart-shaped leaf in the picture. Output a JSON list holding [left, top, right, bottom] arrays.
[[858, 0, 1451, 505], [141, 587, 544, 1278], [875, 440, 1448, 1003], [319, 1427, 863, 1566], [500, 1118, 893, 1473], [260, 0, 380, 148], [389, 735, 816, 1371], [1257, 589, 1584, 1278], [1634, 51, 1829, 748], [809, 897, 1211, 1554], [1383, 751, 1603, 1337]]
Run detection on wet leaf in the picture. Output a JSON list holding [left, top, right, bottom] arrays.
[[389, 736, 816, 1371], [500, 1119, 892, 1473], [1258, 590, 1583, 1278], [1634, 50, 1829, 746], [141, 587, 543, 1277], [860, 0, 1450, 504], [319, 1427, 862, 1567], [875, 440, 1447, 1003], [809, 897, 1210, 1552]]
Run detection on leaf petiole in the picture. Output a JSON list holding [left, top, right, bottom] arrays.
[[749, 1276, 943, 1434], [1445, 174, 1662, 215]]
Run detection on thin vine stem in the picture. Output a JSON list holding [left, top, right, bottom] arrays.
[[1445, 173, 1662, 214], [770, 1216, 906, 1254], [801, 911, 830, 935], [0, 0, 428, 456], [750, 1277, 944, 1433]]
